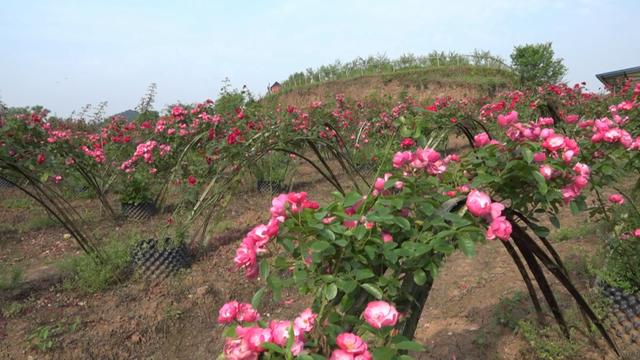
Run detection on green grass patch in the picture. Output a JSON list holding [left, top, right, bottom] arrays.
[[550, 221, 603, 243], [517, 319, 579, 360], [2, 197, 34, 209], [59, 236, 134, 293], [18, 214, 59, 232], [0, 264, 23, 290], [27, 317, 81, 352], [2, 301, 28, 318], [492, 290, 529, 330]]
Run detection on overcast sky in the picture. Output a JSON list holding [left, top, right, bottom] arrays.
[[1, 0, 638, 116]]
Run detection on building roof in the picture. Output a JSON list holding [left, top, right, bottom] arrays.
[[271, 81, 281, 87], [596, 66, 640, 85]]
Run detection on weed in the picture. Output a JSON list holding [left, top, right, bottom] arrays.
[[164, 305, 183, 320], [2, 301, 27, 318], [28, 325, 56, 351], [493, 290, 528, 330], [27, 317, 82, 352], [472, 329, 489, 350], [0, 264, 23, 290], [59, 235, 133, 293], [516, 319, 579, 360], [550, 221, 602, 243], [18, 214, 59, 232], [2, 197, 33, 209]]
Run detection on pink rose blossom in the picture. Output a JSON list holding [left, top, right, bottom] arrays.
[[533, 152, 547, 162], [294, 308, 318, 333], [236, 303, 260, 323], [473, 132, 490, 147], [331, 349, 355, 360], [486, 216, 512, 241], [218, 301, 239, 324], [497, 111, 518, 127], [336, 333, 368, 354], [608, 194, 625, 205], [539, 165, 554, 180], [237, 326, 272, 352], [223, 338, 258, 360], [466, 190, 492, 218], [381, 231, 393, 243], [363, 301, 399, 329], [542, 134, 565, 152]]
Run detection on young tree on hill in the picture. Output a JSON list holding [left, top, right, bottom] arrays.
[[510, 42, 567, 87]]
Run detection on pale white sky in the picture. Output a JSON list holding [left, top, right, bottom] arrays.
[[1, 0, 638, 116]]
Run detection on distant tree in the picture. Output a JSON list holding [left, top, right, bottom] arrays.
[[510, 42, 567, 87]]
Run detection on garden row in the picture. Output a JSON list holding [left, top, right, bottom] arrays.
[[1, 79, 640, 359]]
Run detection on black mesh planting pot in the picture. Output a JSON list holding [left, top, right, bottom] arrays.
[[131, 238, 191, 281], [599, 281, 640, 352], [256, 180, 287, 195], [121, 201, 157, 221], [0, 177, 14, 188], [355, 162, 377, 178]]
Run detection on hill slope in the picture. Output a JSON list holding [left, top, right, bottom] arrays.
[[265, 65, 516, 107]]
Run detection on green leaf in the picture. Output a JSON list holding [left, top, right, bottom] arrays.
[[319, 229, 336, 242], [324, 283, 338, 300], [259, 260, 270, 279], [522, 148, 533, 164], [529, 223, 550, 238], [393, 217, 411, 230], [334, 239, 348, 247], [432, 238, 454, 254], [311, 240, 331, 252], [413, 270, 427, 286], [344, 192, 362, 207], [337, 279, 358, 293], [550, 215, 560, 229], [355, 269, 375, 280], [251, 287, 266, 309], [261, 342, 284, 354], [532, 171, 547, 194], [458, 236, 476, 257], [395, 341, 425, 351], [372, 346, 395, 360], [361, 283, 383, 299]]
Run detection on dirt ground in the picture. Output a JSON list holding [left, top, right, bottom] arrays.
[[0, 160, 628, 359]]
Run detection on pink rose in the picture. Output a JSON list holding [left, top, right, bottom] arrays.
[[331, 349, 355, 360], [269, 320, 299, 346], [497, 111, 518, 127], [294, 308, 318, 333], [270, 194, 288, 219], [486, 216, 512, 241], [539, 165, 554, 180], [381, 231, 393, 243], [542, 134, 565, 152], [533, 152, 547, 162], [633, 229, 640, 238], [363, 301, 399, 329], [223, 338, 258, 360], [466, 189, 492, 218], [336, 333, 368, 354], [565, 114, 579, 124], [473, 132, 490, 147], [236, 303, 260, 323], [237, 326, 272, 352], [608, 194, 625, 205], [218, 301, 239, 324]]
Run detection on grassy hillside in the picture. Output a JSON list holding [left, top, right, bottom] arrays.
[[264, 65, 516, 107]]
